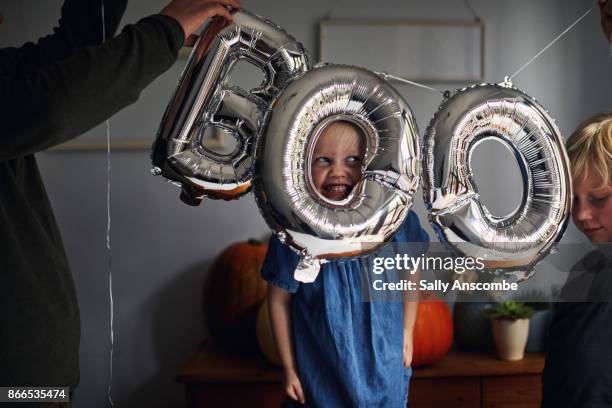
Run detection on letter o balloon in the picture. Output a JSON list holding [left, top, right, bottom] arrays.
[[253, 64, 421, 282], [422, 82, 572, 280]]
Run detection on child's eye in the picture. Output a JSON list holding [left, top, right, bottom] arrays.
[[314, 156, 330, 165], [346, 156, 362, 164], [591, 195, 609, 204]]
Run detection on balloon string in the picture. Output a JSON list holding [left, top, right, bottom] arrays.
[[462, 0, 480, 21], [106, 117, 114, 408], [102, 1, 115, 406], [375, 72, 445, 96], [323, 0, 342, 19], [507, 7, 593, 82]]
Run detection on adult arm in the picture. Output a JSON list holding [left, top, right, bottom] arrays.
[[0, 14, 184, 161], [0, 0, 240, 161], [0, 0, 127, 78], [268, 285, 306, 404]]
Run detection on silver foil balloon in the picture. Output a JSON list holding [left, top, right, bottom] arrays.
[[152, 10, 309, 205], [254, 64, 421, 282], [423, 81, 572, 280]]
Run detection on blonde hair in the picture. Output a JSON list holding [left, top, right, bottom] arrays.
[[319, 121, 365, 156], [566, 112, 612, 186]]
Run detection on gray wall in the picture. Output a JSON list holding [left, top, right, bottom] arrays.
[[1, 0, 610, 406]]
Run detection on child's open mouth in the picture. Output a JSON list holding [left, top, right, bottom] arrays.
[[322, 183, 353, 200]]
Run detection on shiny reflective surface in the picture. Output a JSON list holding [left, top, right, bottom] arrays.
[[254, 64, 420, 282], [423, 82, 572, 280], [152, 10, 309, 204]]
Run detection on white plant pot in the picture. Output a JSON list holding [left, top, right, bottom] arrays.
[[492, 318, 530, 361]]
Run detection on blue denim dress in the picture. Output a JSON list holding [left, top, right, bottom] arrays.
[[262, 211, 429, 408]]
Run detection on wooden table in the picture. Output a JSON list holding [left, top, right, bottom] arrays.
[[408, 350, 544, 408], [177, 342, 544, 408]]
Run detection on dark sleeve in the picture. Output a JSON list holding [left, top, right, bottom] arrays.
[[0, 0, 127, 78], [0, 15, 185, 161], [261, 235, 301, 293]]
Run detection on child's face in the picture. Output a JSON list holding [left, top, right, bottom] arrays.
[[311, 122, 365, 201], [572, 166, 612, 243]]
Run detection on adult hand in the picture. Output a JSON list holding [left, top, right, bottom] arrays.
[[284, 367, 306, 404], [600, 0, 612, 42], [161, 0, 240, 45], [403, 328, 413, 368]]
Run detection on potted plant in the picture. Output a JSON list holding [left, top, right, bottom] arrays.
[[485, 301, 535, 361]]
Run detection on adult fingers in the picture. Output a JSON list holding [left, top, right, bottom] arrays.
[[184, 34, 199, 47], [218, 0, 241, 11], [208, 4, 233, 21]]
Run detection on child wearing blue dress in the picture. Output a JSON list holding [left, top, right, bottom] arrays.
[[262, 121, 430, 407]]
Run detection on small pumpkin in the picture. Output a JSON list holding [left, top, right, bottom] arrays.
[[204, 239, 268, 351], [256, 299, 282, 366], [411, 292, 453, 367]]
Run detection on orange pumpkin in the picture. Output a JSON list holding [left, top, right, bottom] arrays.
[[204, 239, 268, 351], [411, 292, 453, 367]]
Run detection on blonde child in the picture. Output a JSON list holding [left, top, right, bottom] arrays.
[[542, 112, 612, 407], [262, 121, 428, 407]]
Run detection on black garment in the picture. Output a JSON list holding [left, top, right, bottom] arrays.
[[0, 0, 184, 389], [542, 248, 612, 408]]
